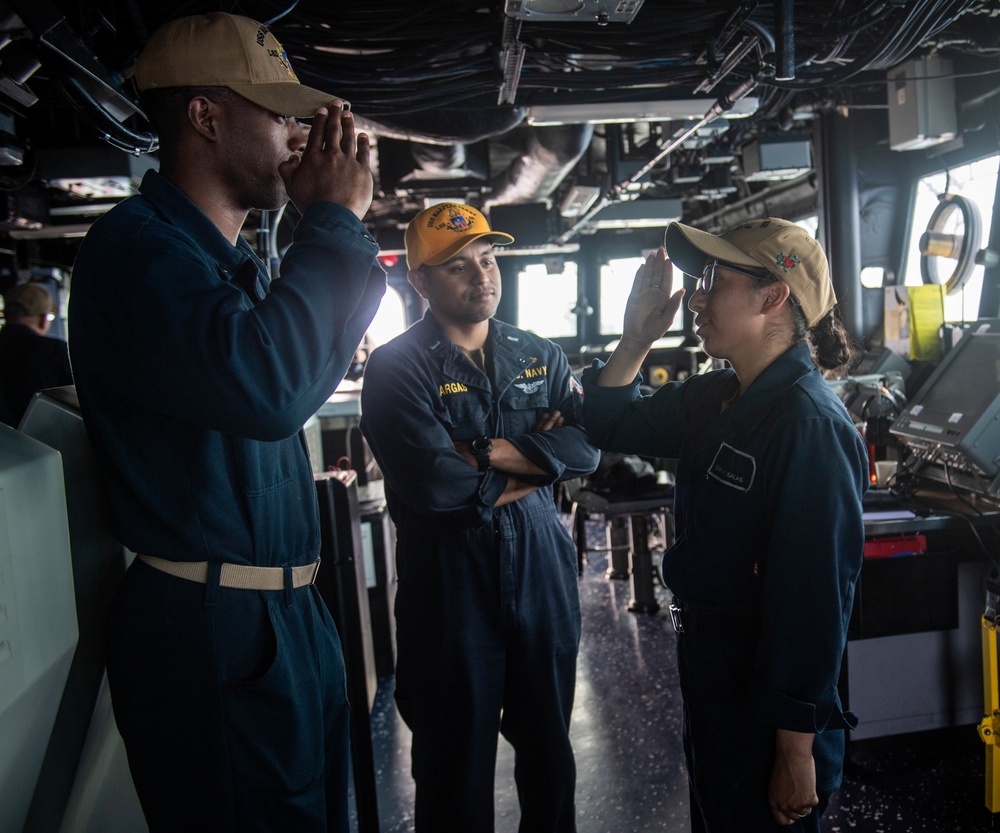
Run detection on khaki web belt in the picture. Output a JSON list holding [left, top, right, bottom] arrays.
[[138, 554, 320, 591]]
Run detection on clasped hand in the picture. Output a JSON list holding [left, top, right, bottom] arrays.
[[280, 100, 373, 220]]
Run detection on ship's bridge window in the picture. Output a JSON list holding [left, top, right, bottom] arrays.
[[517, 260, 578, 338], [903, 154, 998, 323], [366, 285, 407, 348], [600, 256, 683, 337], [795, 215, 819, 238], [861, 267, 890, 289]]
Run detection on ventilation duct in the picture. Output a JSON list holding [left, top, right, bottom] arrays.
[[486, 124, 595, 208]]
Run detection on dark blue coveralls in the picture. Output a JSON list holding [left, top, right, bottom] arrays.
[[360, 313, 600, 832], [582, 342, 868, 833], [69, 170, 385, 833], [0, 321, 73, 426]]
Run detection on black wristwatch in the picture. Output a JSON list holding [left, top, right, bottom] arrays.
[[470, 436, 493, 472]]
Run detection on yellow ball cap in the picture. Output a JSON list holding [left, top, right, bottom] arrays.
[[404, 203, 515, 271]]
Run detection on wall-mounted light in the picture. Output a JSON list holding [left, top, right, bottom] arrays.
[[526, 98, 759, 126], [505, 0, 645, 25], [585, 198, 683, 229]]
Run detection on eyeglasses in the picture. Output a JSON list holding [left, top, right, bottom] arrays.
[[695, 259, 770, 293], [695, 260, 718, 294]]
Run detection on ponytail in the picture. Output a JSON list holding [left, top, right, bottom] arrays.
[[787, 297, 855, 375], [808, 306, 855, 374]]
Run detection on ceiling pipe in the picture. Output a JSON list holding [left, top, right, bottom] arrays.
[[379, 123, 596, 208], [409, 143, 471, 174], [774, 0, 796, 81]]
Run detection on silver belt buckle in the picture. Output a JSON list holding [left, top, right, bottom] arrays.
[[669, 601, 685, 633]]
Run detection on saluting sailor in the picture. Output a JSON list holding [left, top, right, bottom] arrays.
[[582, 219, 868, 832], [69, 12, 384, 832]]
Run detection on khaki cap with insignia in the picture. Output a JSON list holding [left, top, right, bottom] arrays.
[[134, 12, 345, 119], [665, 218, 837, 327]]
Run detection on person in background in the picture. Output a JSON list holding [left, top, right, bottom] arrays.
[[0, 282, 72, 427], [582, 219, 868, 832], [68, 12, 384, 833], [360, 202, 600, 832]]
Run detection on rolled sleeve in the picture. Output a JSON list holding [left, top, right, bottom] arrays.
[[750, 416, 866, 734], [582, 361, 696, 458]]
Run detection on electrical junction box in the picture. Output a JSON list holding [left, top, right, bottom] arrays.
[[489, 202, 552, 248], [742, 136, 812, 182], [887, 56, 956, 151]]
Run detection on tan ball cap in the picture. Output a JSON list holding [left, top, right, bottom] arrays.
[[665, 218, 837, 327], [134, 12, 345, 119]]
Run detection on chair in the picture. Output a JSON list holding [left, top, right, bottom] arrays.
[[570, 483, 674, 614]]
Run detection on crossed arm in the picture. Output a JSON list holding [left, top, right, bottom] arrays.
[[453, 410, 566, 507]]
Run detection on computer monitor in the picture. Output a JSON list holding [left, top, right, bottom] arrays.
[[0, 423, 77, 833], [18, 386, 144, 833], [890, 328, 1000, 482]]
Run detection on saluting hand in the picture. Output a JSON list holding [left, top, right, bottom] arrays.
[[595, 248, 686, 387], [280, 100, 373, 220], [620, 247, 685, 350]]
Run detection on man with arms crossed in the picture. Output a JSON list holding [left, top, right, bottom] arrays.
[[362, 203, 599, 832]]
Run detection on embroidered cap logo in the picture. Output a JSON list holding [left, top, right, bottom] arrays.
[[443, 207, 473, 232], [775, 252, 801, 272]]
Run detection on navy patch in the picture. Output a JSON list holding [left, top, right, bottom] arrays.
[[708, 442, 756, 492]]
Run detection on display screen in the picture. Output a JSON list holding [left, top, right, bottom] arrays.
[[905, 333, 1000, 428]]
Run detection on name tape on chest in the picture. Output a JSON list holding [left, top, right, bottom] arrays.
[[708, 442, 756, 492], [438, 365, 548, 399], [439, 381, 469, 397]]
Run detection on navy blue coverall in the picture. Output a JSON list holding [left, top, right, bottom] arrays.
[[582, 342, 868, 833], [69, 170, 385, 833], [360, 313, 600, 832], [0, 321, 73, 426]]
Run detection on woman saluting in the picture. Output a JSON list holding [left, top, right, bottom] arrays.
[[582, 219, 868, 832]]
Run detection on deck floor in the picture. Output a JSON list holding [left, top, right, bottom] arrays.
[[353, 517, 1000, 832]]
